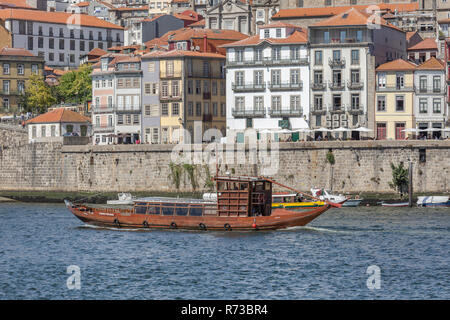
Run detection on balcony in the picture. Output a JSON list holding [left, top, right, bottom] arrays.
[[348, 105, 364, 115], [330, 105, 345, 114], [269, 108, 302, 117], [415, 86, 445, 94], [91, 105, 115, 114], [328, 81, 345, 91], [227, 57, 309, 67], [0, 90, 22, 96], [115, 105, 141, 114], [311, 82, 326, 91], [347, 80, 364, 90], [311, 107, 326, 115], [268, 81, 303, 91], [160, 94, 182, 101], [376, 85, 415, 92], [93, 125, 114, 133], [232, 82, 266, 92], [329, 58, 346, 68], [232, 108, 266, 118]]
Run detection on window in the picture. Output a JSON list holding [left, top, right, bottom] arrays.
[[433, 99, 441, 113], [351, 70, 360, 84], [271, 70, 281, 85], [17, 80, 25, 94], [254, 48, 263, 61], [172, 81, 179, 97], [161, 103, 169, 116], [290, 69, 300, 84], [419, 98, 427, 113], [314, 50, 323, 65], [396, 96, 404, 112], [276, 28, 281, 38], [272, 47, 281, 61], [3, 63, 10, 75], [332, 70, 342, 86], [351, 94, 360, 109], [195, 80, 201, 94], [396, 73, 404, 89], [254, 70, 263, 85], [378, 73, 386, 88], [133, 114, 139, 124], [38, 37, 43, 49], [314, 71, 323, 84], [196, 102, 201, 116], [187, 102, 193, 116], [290, 95, 301, 110], [235, 49, 244, 62], [419, 76, 427, 92], [254, 96, 263, 110], [41, 126, 46, 138], [213, 102, 218, 116], [314, 95, 323, 111], [291, 46, 300, 60], [395, 123, 405, 140], [377, 123, 387, 140], [377, 96, 386, 111], [17, 64, 25, 75], [351, 50, 359, 64], [70, 40, 75, 51], [235, 97, 245, 110], [433, 76, 441, 92], [161, 81, 168, 97], [2, 80, 10, 94], [332, 50, 341, 61], [212, 81, 217, 95], [117, 114, 123, 125], [172, 103, 179, 116], [203, 102, 210, 115], [80, 41, 85, 51], [271, 96, 281, 110], [235, 71, 244, 86], [202, 61, 210, 77], [49, 38, 54, 49], [59, 39, 65, 50], [264, 29, 269, 38], [27, 37, 33, 50]]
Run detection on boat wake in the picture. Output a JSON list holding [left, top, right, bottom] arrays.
[[282, 225, 349, 234]]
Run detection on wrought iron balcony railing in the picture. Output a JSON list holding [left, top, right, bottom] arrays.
[[269, 108, 302, 117], [328, 58, 346, 68], [232, 82, 266, 92], [232, 108, 266, 118], [347, 80, 364, 90], [311, 82, 326, 90], [268, 81, 303, 91]]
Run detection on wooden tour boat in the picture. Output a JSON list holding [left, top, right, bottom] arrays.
[[65, 175, 341, 231]]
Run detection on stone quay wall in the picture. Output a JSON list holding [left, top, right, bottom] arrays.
[[0, 130, 449, 194]]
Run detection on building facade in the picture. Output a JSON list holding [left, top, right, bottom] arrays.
[[91, 53, 142, 145], [308, 8, 407, 139], [223, 22, 310, 142], [205, 0, 252, 35], [0, 47, 44, 114], [414, 57, 447, 138], [0, 9, 124, 68], [375, 59, 416, 140]]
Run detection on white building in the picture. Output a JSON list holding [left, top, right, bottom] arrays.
[[222, 22, 310, 143], [414, 57, 447, 138], [0, 8, 124, 68], [26, 107, 92, 143], [308, 8, 407, 139]]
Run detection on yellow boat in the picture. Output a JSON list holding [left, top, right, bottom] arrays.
[[272, 193, 325, 209]]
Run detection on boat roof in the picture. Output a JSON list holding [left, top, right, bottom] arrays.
[[133, 196, 215, 204], [272, 193, 297, 197], [213, 175, 270, 182]]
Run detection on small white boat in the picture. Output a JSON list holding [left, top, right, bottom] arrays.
[[417, 196, 450, 207], [310, 188, 348, 204], [107, 193, 135, 205], [342, 198, 363, 207], [380, 201, 409, 207]]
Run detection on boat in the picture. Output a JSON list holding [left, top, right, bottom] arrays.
[[106, 193, 135, 205], [380, 201, 409, 207], [417, 196, 450, 207], [342, 198, 363, 207], [310, 188, 348, 204], [65, 175, 341, 231]]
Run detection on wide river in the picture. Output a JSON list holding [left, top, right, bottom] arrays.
[[0, 202, 449, 299]]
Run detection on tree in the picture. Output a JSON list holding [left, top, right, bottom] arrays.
[[57, 64, 92, 104], [389, 162, 409, 198], [24, 74, 57, 114]]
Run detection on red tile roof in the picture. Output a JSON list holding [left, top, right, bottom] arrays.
[[416, 57, 445, 70], [407, 38, 438, 51], [26, 108, 91, 124], [87, 48, 107, 57], [376, 58, 417, 71], [221, 29, 307, 47], [0, 0, 33, 9], [0, 46, 35, 56], [152, 49, 225, 59], [272, 2, 419, 19], [0, 8, 124, 29], [311, 7, 403, 32]]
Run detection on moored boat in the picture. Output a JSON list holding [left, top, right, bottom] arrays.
[[417, 196, 450, 207], [106, 193, 135, 205], [310, 188, 348, 204], [380, 201, 409, 207], [342, 198, 363, 207], [271, 193, 325, 208], [65, 176, 340, 231]]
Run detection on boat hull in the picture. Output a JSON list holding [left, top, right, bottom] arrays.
[[66, 202, 331, 231], [341, 199, 362, 207]]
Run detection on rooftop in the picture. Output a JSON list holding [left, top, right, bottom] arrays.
[[376, 58, 417, 71], [26, 108, 91, 124], [407, 38, 438, 51], [416, 57, 445, 70], [0, 46, 35, 57]]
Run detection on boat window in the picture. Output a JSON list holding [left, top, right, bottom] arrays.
[[162, 206, 174, 215], [135, 203, 147, 214], [265, 182, 271, 190], [175, 207, 188, 216], [254, 182, 264, 191], [147, 206, 160, 215], [189, 206, 203, 216]]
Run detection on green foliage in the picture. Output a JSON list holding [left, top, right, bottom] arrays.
[[24, 74, 57, 113], [389, 162, 409, 197], [169, 162, 182, 190], [326, 151, 335, 165], [56, 64, 92, 104], [182, 163, 197, 190], [204, 165, 215, 190]]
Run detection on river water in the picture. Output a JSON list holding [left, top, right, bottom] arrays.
[[0, 202, 449, 300]]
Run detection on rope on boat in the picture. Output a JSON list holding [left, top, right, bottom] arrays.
[[262, 177, 342, 208]]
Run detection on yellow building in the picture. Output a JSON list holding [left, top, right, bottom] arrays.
[[158, 50, 226, 144], [375, 59, 416, 140], [0, 47, 44, 114]]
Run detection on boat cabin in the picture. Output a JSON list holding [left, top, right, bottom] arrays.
[[132, 176, 273, 217], [272, 193, 305, 204]]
